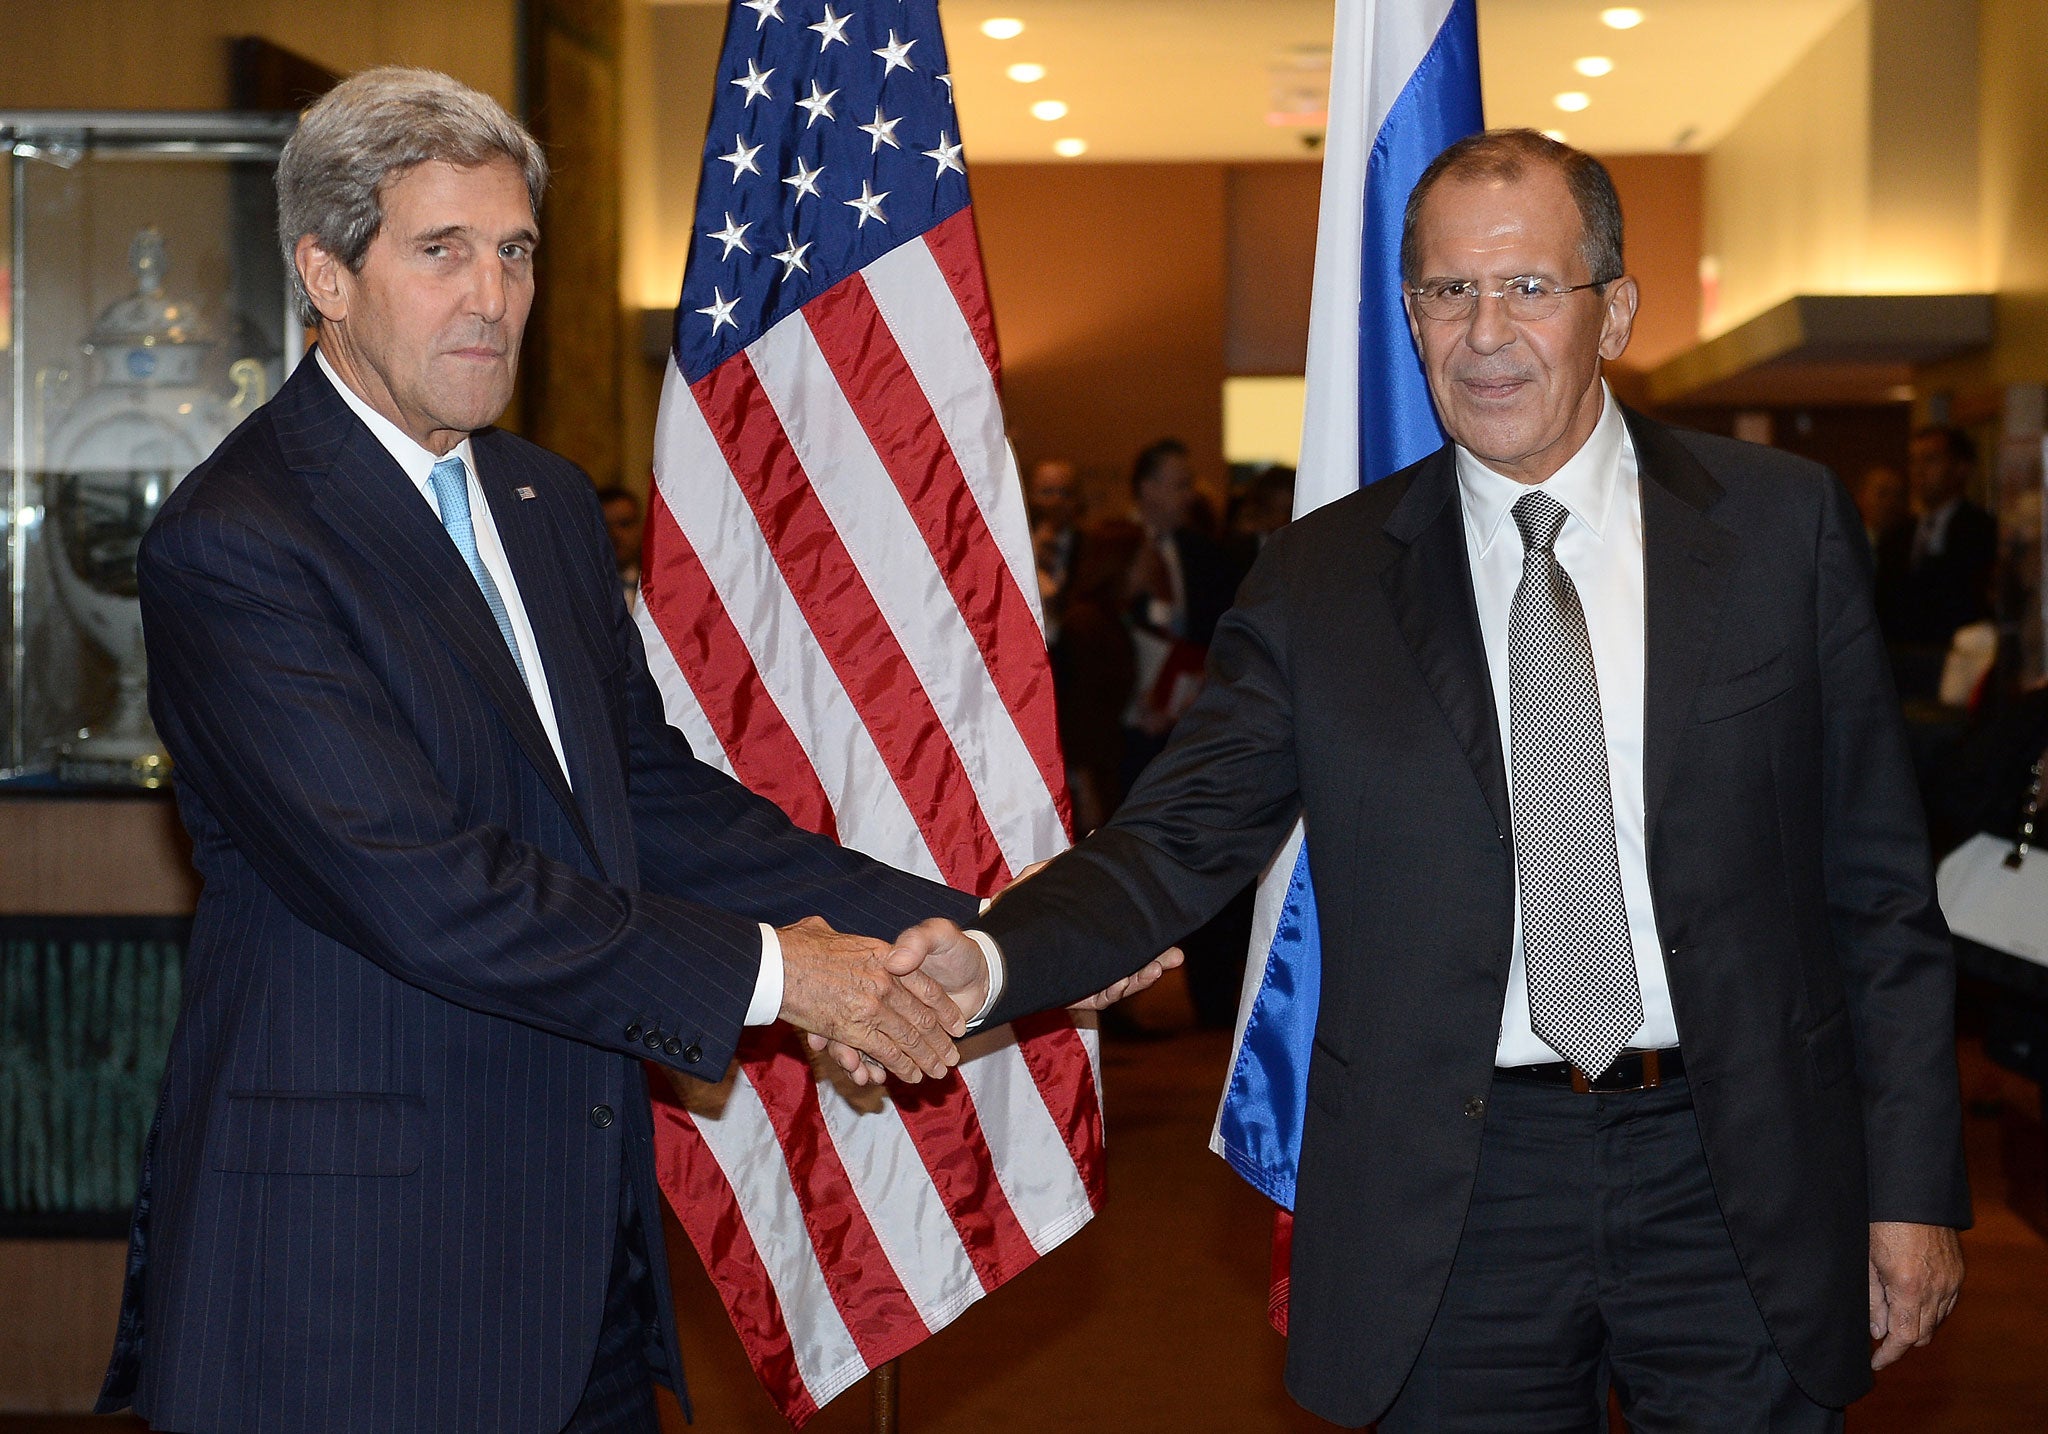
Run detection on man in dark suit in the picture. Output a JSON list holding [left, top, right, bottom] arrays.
[[96, 68, 985, 1434], [895, 131, 1969, 1429], [1901, 425, 1998, 647]]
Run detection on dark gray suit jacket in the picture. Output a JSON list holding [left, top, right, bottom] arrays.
[[99, 356, 975, 1433], [981, 411, 1969, 1425]]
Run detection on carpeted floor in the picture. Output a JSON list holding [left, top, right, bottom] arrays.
[[11, 994, 2046, 1432]]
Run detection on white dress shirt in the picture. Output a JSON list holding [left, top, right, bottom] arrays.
[[314, 352, 788, 1023], [1454, 385, 1680, 1066]]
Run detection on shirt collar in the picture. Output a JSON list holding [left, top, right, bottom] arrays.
[[1455, 382, 1625, 558], [315, 346, 475, 493]]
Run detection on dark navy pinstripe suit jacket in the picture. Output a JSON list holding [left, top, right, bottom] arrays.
[[96, 356, 976, 1433]]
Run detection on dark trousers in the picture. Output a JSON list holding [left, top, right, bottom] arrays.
[[560, 1167, 663, 1434], [1377, 1075, 1842, 1434]]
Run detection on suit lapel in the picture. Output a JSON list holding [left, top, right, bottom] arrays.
[[473, 435, 631, 877], [1626, 410, 1737, 838], [1379, 448, 1513, 840], [292, 364, 604, 870]]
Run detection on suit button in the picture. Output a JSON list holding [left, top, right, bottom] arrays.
[[664, 1036, 683, 1057], [1463, 1098, 1486, 1119], [644, 1029, 664, 1053], [625, 1023, 642, 1043], [682, 1043, 702, 1064], [590, 1104, 615, 1129]]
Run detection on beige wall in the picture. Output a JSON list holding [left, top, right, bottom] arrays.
[[0, 0, 517, 110], [1702, 0, 1983, 338]]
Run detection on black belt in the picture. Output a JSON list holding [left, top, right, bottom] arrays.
[[1495, 1047, 1684, 1093]]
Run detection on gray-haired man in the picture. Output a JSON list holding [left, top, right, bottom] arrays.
[[96, 67, 983, 1433]]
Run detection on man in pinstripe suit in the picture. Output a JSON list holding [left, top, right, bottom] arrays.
[[95, 68, 986, 1434]]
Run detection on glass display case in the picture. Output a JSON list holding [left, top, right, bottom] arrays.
[[2, 111, 299, 785]]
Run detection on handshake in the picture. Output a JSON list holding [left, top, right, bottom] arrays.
[[774, 909, 1182, 1086]]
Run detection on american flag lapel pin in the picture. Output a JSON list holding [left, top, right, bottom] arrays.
[[514, 485, 537, 501]]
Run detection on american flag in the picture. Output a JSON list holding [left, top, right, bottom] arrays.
[[633, 0, 1106, 1422]]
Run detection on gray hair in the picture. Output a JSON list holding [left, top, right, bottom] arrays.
[[1400, 128, 1623, 290], [277, 66, 548, 326]]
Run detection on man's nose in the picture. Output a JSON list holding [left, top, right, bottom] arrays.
[[1462, 292, 1515, 355], [471, 256, 510, 322]]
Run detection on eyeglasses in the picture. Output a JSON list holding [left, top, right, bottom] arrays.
[[1407, 274, 1621, 323]]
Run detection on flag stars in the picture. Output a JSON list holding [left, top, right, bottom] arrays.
[[718, 134, 764, 181], [859, 106, 903, 154], [795, 79, 840, 127], [707, 212, 754, 259], [844, 180, 889, 227], [809, 4, 853, 50], [739, 0, 783, 27], [783, 155, 826, 202], [923, 131, 965, 178], [772, 233, 813, 278], [731, 58, 774, 106], [874, 30, 917, 76], [696, 287, 740, 334]]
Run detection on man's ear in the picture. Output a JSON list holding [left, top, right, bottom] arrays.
[[1598, 275, 1640, 363], [295, 234, 351, 325], [1401, 287, 1424, 352]]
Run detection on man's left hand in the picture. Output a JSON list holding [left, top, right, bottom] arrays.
[[1867, 1220, 1964, 1369]]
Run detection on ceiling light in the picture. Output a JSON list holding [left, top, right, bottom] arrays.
[[1053, 137, 1088, 158], [1554, 91, 1591, 112], [1031, 99, 1069, 121], [1007, 62, 1047, 83], [1600, 7, 1644, 28], [1574, 56, 1614, 77], [980, 17, 1024, 39]]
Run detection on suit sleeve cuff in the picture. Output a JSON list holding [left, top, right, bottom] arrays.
[[964, 929, 1006, 1029], [744, 923, 783, 1026]]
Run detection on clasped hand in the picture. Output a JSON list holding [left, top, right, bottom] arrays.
[[774, 915, 966, 1083]]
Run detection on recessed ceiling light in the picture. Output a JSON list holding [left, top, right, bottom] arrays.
[[1574, 56, 1614, 77], [981, 17, 1025, 39], [1053, 137, 1088, 158], [1554, 91, 1591, 113], [1543, 129, 1569, 143], [1007, 62, 1047, 83], [1600, 7, 1645, 28], [1031, 99, 1069, 121]]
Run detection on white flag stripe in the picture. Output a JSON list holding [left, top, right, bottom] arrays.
[[650, 361, 946, 882], [862, 238, 1046, 637], [955, 1024, 1100, 1252], [815, 1089, 988, 1326], [747, 311, 1047, 877], [634, 598, 735, 773], [691, 1070, 864, 1405]]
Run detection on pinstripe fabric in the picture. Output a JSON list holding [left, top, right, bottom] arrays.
[[96, 355, 978, 1434]]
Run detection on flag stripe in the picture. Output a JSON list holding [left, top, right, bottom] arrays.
[[918, 207, 1002, 385], [744, 311, 1047, 877], [652, 362, 945, 883], [887, 1073, 1041, 1292], [689, 351, 1010, 893], [801, 273, 1071, 842], [741, 1036, 932, 1368], [1009, 1014, 1109, 1212], [639, 484, 839, 839], [954, 1022, 1101, 1250], [650, 1078, 821, 1425]]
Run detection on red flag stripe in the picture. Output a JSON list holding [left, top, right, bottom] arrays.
[[740, 1033, 932, 1365], [802, 274, 1073, 844], [648, 1073, 821, 1426], [688, 356, 1009, 892], [886, 1078, 1043, 1293], [640, 485, 840, 841], [1009, 1014, 1110, 1213], [921, 207, 1002, 387]]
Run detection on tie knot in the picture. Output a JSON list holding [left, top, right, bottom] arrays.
[[429, 454, 467, 501], [1512, 489, 1568, 554]]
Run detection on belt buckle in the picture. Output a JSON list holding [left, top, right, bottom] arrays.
[[1570, 1049, 1662, 1094]]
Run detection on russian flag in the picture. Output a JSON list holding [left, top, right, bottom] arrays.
[[1209, 0, 1482, 1321]]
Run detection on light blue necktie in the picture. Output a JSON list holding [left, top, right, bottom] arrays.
[[427, 455, 528, 684]]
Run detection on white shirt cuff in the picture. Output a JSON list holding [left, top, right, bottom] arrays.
[[745, 922, 784, 1025], [964, 929, 1006, 1028]]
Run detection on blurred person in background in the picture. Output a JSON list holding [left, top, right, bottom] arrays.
[[597, 483, 644, 609]]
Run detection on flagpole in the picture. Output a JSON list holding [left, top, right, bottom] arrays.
[[869, 1359, 900, 1434]]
